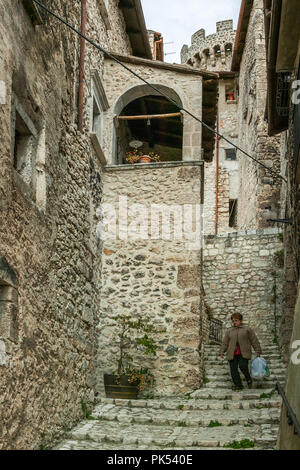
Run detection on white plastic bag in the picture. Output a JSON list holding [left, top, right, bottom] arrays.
[[251, 357, 267, 379]]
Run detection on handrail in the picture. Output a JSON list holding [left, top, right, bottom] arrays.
[[275, 382, 300, 437], [209, 318, 223, 345]]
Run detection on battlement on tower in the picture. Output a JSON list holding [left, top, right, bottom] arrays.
[[181, 20, 236, 72]]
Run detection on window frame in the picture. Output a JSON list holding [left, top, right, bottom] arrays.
[[225, 148, 237, 161], [89, 70, 109, 166]]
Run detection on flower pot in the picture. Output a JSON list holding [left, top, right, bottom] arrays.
[[138, 155, 152, 163], [104, 374, 140, 399]]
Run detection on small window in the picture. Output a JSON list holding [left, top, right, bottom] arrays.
[[225, 148, 237, 161], [22, 0, 43, 25], [214, 45, 221, 57], [97, 0, 110, 29], [13, 109, 37, 188], [225, 79, 236, 101], [11, 95, 46, 209], [225, 43, 232, 56], [89, 70, 109, 165], [229, 199, 238, 228]]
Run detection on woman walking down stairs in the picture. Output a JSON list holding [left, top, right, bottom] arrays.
[[54, 335, 285, 450]]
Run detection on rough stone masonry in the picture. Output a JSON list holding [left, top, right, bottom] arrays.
[[97, 162, 207, 397]]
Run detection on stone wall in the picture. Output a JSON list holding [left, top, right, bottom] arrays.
[[97, 162, 206, 396], [202, 81, 238, 235], [181, 25, 239, 236], [0, 0, 131, 450], [236, 0, 281, 229], [203, 228, 284, 343]]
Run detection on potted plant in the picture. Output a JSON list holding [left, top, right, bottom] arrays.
[[125, 149, 161, 164], [104, 315, 159, 399]]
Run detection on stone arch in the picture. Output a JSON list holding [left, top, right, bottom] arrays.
[[112, 84, 185, 164], [113, 84, 184, 116]]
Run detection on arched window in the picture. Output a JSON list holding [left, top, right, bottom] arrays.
[[203, 49, 210, 60], [225, 43, 232, 56], [193, 53, 201, 68], [214, 45, 221, 57], [113, 85, 184, 165]]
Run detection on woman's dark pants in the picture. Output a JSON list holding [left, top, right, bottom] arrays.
[[229, 355, 252, 388]]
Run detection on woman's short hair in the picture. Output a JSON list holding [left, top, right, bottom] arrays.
[[231, 313, 243, 321]]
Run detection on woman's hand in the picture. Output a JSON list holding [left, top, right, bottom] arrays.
[[219, 354, 224, 359]]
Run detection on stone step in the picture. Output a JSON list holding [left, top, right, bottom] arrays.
[[207, 368, 286, 376], [190, 387, 278, 400], [203, 381, 284, 390], [206, 359, 284, 366], [205, 346, 280, 352], [204, 341, 279, 351], [94, 397, 281, 411], [204, 354, 282, 360], [56, 440, 275, 451], [90, 403, 280, 427], [57, 419, 278, 449], [206, 374, 286, 381]]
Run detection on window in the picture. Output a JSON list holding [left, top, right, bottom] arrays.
[[97, 0, 110, 29], [229, 199, 238, 228], [225, 79, 236, 101], [89, 70, 109, 165], [22, 0, 43, 25], [225, 43, 232, 56], [11, 95, 47, 210], [0, 255, 19, 345], [12, 99, 38, 189], [225, 148, 237, 161], [214, 45, 221, 57]]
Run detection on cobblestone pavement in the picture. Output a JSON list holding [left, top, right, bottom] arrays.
[[55, 342, 285, 450]]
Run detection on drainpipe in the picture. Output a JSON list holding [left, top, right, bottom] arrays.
[[78, 0, 87, 133], [215, 103, 219, 235]]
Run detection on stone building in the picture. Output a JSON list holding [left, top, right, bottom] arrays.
[[96, 48, 219, 396], [0, 0, 295, 452], [231, 0, 282, 229], [181, 21, 239, 235], [263, 0, 300, 450], [0, 0, 219, 448], [0, 0, 152, 450]]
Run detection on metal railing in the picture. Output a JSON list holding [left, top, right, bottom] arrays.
[[275, 382, 300, 438], [209, 318, 223, 345]]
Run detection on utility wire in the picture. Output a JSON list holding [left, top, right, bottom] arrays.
[[33, 0, 287, 183]]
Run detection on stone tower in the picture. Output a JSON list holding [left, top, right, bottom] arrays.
[[181, 20, 236, 72], [181, 21, 239, 235]]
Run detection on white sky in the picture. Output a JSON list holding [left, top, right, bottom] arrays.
[[141, 0, 241, 64]]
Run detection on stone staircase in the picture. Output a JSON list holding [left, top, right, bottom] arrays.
[[55, 341, 286, 451]]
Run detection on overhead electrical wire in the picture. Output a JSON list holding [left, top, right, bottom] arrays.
[[32, 0, 287, 183]]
